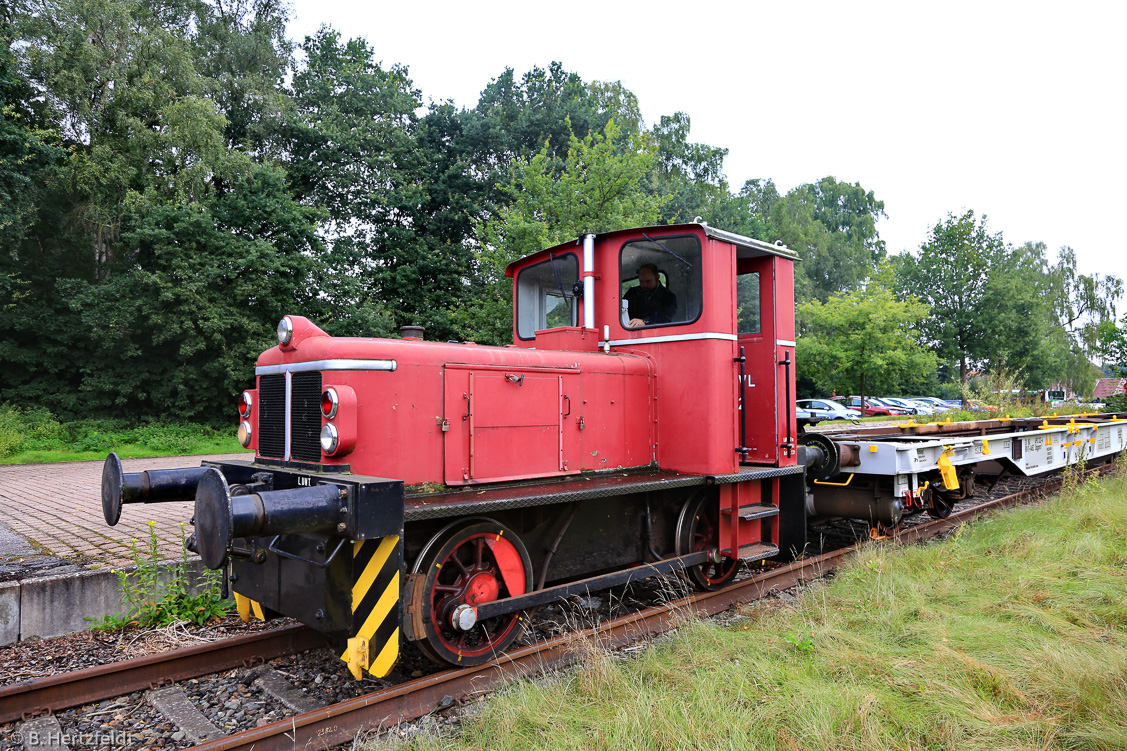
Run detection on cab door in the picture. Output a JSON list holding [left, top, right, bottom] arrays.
[[735, 255, 797, 467]]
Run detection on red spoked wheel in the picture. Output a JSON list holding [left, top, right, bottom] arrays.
[[414, 521, 532, 666], [676, 491, 739, 591]]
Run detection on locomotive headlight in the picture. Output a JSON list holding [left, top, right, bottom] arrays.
[[320, 388, 339, 419], [277, 316, 294, 346], [237, 420, 253, 447], [320, 423, 340, 454], [239, 391, 253, 418]]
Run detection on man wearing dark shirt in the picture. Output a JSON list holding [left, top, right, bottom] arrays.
[[624, 263, 677, 327]]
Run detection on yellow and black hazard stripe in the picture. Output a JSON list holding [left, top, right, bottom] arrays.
[[341, 535, 401, 679], [233, 592, 265, 622]]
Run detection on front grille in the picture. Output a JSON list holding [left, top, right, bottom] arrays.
[[291, 372, 323, 462], [259, 375, 286, 458]]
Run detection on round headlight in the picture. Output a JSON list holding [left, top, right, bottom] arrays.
[[240, 391, 253, 418], [320, 423, 339, 454], [320, 388, 339, 419], [237, 420, 253, 447], [277, 316, 294, 346]]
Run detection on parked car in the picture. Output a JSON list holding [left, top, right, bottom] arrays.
[[797, 398, 862, 421], [830, 396, 895, 417], [900, 399, 938, 415], [906, 397, 952, 413], [873, 397, 916, 415], [882, 397, 931, 415]]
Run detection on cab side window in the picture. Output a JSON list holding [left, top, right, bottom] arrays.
[[619, 235, 702, 329], [737, 272, 761, 334], [515, 254, 579, 340]]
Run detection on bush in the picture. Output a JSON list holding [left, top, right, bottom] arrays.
[[0, 404, 66, 458], [1103, 393, 1127, 413]]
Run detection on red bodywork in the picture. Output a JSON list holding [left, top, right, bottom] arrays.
[[251, 224, 797, 486]]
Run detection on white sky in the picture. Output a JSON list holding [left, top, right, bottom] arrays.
[[287, 0, 1127, 289]]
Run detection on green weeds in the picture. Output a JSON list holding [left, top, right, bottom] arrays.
[[90, 524, 231, 630], [0, 404, 247, 463]]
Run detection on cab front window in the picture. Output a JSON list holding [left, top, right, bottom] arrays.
[[619, 235, 702, 329], [515, 253, 580, 340]]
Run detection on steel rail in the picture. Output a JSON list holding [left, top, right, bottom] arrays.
[[192, 463, 1115, 751], [0, 624, 324, 724]]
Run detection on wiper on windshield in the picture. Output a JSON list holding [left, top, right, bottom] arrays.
[[642, 233, 693, 269]]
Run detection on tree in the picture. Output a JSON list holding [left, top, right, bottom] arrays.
[[1096, 318, 1127, 377], [1047, 246, 1122, 355], [469, 119, 665, 345], [769, 177, 886, 302], [0, 1, 59, 257], [797, 272, 937, 401], [192, 0, 294, 155], [471, 62, 602, 165], [61, 164, 326, 418], [896, 211, 1005, 385]]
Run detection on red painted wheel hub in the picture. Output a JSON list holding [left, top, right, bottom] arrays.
[[422, 525, 531, 662]]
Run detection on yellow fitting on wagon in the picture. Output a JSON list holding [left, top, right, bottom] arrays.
[[814, 473, 856, 487], [937, 450, 959, 491]]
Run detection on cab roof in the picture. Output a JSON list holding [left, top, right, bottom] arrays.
[[504, 223, 798, 277]]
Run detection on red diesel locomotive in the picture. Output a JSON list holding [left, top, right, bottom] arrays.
[[101, 223, 820, 678]]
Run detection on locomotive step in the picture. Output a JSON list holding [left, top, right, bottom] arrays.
[[721, 503, 780, 521], [722, 542, 779, 562]]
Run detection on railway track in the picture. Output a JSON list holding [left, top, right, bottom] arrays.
[[2, 461, 1115, 750]]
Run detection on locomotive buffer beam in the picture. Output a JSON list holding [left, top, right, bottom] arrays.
[[192, 465, 403, 570]]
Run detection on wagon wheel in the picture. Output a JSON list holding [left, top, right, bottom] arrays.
[[927, 492, 957, 519], [412, 520, 532, 666], [676, 491, 739, 591]]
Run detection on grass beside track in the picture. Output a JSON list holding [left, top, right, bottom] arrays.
[[397, 467, 1127, 751]]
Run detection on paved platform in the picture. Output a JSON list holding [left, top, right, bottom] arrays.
[[0, 454, 250, 577]]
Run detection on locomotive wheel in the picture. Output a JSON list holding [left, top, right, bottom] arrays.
[[413, 520, 532, 666], [676, 492, 739, 591]]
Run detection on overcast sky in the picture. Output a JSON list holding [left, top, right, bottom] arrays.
[[286, 0, 1126, 289]]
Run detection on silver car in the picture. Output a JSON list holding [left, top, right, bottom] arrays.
[[908, 397, 954, 413], [797, 398, 862, 421]]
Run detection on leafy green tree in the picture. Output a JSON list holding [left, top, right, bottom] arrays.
[[1047, 246, 1122, 355], [62, 164, 326, 418], [769, 177, 886, 302], [0, 2, 59, 256], [192, 0, 294, 154], [797, 271, 937, 401], [1096, 318, 1127, 377], [472, 62, 602, 163], [285, 28, 486, 341], [896, 211, 1005, 385], [469, 119, 665, 345]]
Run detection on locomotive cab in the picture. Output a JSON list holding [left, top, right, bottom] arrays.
[[507, 223, 800, 475]]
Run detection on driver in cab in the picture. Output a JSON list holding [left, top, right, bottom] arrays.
[[625, 263, 677, 328]]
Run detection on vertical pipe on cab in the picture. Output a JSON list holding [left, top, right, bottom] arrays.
[[582, 233, 595, 330]]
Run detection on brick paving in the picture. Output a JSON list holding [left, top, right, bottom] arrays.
[[0, 454, 249, 571]]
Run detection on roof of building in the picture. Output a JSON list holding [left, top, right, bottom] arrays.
[[1093, 378, 1126, 398]]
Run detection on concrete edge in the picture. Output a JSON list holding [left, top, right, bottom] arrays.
[[2, 558, 218, 645]]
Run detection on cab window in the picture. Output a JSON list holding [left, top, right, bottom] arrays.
[[737, 272, 761, 334], [619, 235, 702, 329], [515, 253, 579, 340]]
